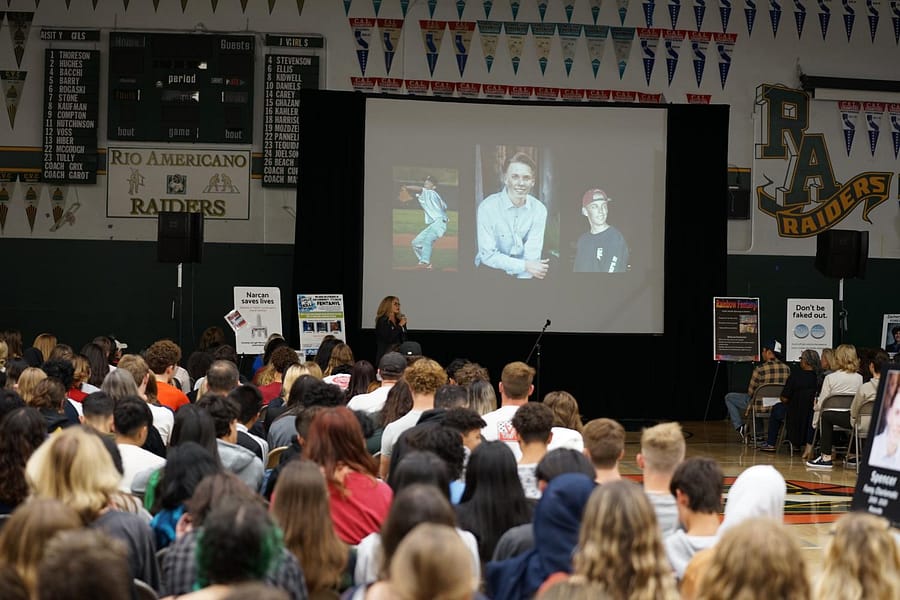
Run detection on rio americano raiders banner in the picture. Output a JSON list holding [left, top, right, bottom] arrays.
[[752, 84, 896, 255]]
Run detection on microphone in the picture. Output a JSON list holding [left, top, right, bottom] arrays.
[[544, 319, 551, 328]]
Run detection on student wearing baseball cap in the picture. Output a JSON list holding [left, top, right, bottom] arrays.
[[573, 188, 630, 273]]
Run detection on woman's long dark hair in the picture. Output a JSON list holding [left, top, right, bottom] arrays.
[[455, 440, 533, 561], [0, 407, 46, 508], [154, 441, 222, 512]]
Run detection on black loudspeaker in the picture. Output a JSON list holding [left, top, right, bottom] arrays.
[[815, 229, 868, 279], [157, 212, 203, 263]]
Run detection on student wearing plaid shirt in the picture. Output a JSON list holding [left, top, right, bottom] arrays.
[[724, 339, 791, 441]]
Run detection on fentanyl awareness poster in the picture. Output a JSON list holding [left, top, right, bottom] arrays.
[[785, 299, 833, 362], [230, 286, 283, 355], [713, 297, 760, 362], [298, 293, 346, 360]]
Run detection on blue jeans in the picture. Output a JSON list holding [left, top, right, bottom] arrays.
[[725, 392, 750, 429], [766, 402, 787, 445], [412, 219, 447, 264]]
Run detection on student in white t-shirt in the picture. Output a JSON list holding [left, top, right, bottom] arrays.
[[511, 402, 554, 500], [480, 361, 535, 461]]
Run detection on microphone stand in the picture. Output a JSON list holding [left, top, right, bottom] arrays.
[[526, 319, 550, 402]]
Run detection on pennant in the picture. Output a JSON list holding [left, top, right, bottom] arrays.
[[504, 21, 529, 74], [457, 0, 467, 17], [888, 103, 900, 159], [589, 0, 603, 23], [558, 23, 583, 75], [373, 0, 382, 16], [431, 80, 456, 96], [1, 70, 26, 128], [483, 0, 493, 18], [638, 91, 664, 102], [379, 77, 403, 93], [21, 173, 41, 233], [428, 0, 437, 16], [50, 186, 66, 228], [350, 76, 378, 92], [209, 0, 217, 11], [637, 27, 661, 85], [378, 19, 403, 75], [718, 0, 734, 28], [297, 0, 304, 15], [344, 0, 352, 15], [510, 0, 521, 18], [713, 32, 737, 87], [350, 18, 375, 75], [537, 0, 548, 20], [866, 0, 880, 41], [95, 0, 101, 8], [420, 20, 447, 76], [687, 93, 712, 102], [843, 0, 856, 40], [0, 172, 13, 233], [610, 27, 635, 79], [617, 0, 631, 23], [405, 79, 431, 94], [240, 0, 248, 12], [564, 1, 576, 21], [689, 31, 712, 86], [612, 89, 637, 102], [509, 85, 534, 99], [663, 29, 686, 85], [584, 25, 610, 77], [449, 21, 476, 76], [531, 22, 556, 74], [695, 0, 708, 27], [643, 0, 656, 25], [839, 100, 861, 156], [892, 0, 900, 43], [587, 89, 613, 101], [186, 0, 192, 12], [818, 0, 833, 38], [483, 83, 509, 98], [401, 0, 409, 16], [794, 0, 807, 36], [745, 0, 758, 33], [669, 0, 682, 26], [477, 20, 502, 71], [561, 88, 586, 100], [769, 0, 783, 34], [864, 102, 885, 156], [7, 12, 33, 68], [457, 82, 482, 98], [123, 0, 130, 8]]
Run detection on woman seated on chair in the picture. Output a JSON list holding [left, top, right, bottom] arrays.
[[806, 344, 865, 469]]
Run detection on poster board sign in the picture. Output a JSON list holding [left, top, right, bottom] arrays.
[[882, 314, 900, 356], [231, 287, 282, 355], [785, 299, 833, 362], [298, 294, 346, 360], [713, 297, 760, 361], [852, 366, 900, 527]]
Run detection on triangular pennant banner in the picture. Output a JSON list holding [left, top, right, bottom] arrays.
[[7, 12, 34, 68], [866, 0, 879, 41], [637, 27, 661, 85], [477, 20, 502, 71], [457, 0, 467, 18], [153, 0, 161, 11], [669, 0, 682, 27], [50, 186, 67, 228], [0, 178, 11, 233], [344, 0, 352, 16], [420, 20, 447, 76], [794, 0, 807, 37], [617, 0, 631, 23], [428, 0, 437, 16], [240, 0, 249, 12], [719, 0, 733, 30], [124, 0, 130, 9], [297, 0, 304, 15], [818, 0, 832, 38], [663, 29, 685, 84], [510, 0, 521, 19], [745, 0, 758, 34], [888, 103, 900, 159], [350, 18, 376, 75], [93, 0, 100, 8], [694, 0, 707, 28], [843, 0, 856, 40], [21, 173, 41, 233], [769, 0, 783, 34], [610, 26, 635, 79], [584, 24, 610, 77], [531, 22, 556, 74], [864, 102, 885, 156], [378, 18, 404, 74], [449, 21, 476, 76], [1, 70, 26, 128], [267, 0, 276, 13], [839, 100, 861, 156], [373, 0, 382, 16], [590, 0, 603, 23], [689, 30, 712, 85], [482, 0, 493, 18], [210, 0, 218, 11], [643, 0, 657, 26], [558, 23, 583, 76], [504, 21, 528, 73], [564, 1, 576, 20], [183, 0, 190, 12], [537, 0, 548, 20], [892, 0, 900, 43], [713, 32, 737, 87]]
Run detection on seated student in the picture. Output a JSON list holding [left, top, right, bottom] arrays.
[[637, 421, 685, 536], [114, 395, 167, 494], [259, 346, 301, 406], [347, 352, 407, 416], [262, 405, 326, 501], [195, 394, 264, 492], [389, 424, 467, 503], [581, 417, 625, 484], [542, 391, 585, 452], [0, 407, 46, 515], [511, 402, 555, 500], [29, 379, 72, 434], [37, 529, 134, 600], [228, 384, 269, 461], [80, 391, 115, 434], [664, 457, 724, 582]]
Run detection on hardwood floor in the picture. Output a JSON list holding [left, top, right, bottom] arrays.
[[618, 419, 857, 578]]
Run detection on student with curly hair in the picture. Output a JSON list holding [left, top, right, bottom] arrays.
[[0, 406, 46, 514]]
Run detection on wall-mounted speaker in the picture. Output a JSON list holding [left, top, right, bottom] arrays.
[[814, 229, 868, 279], [157, 212, 203, 263]]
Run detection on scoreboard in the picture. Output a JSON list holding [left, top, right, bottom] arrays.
[[107, 32, 254, 144]]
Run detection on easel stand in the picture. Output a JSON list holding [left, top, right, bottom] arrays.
[[704, 360, 723, 421]]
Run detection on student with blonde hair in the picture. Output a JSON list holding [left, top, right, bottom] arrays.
[[30, 333, 57, 363], [16, 367, 47, 404], [807, 343, 864, 468], [815, 511, 900, 600], [637, 421, 685, 536], [695, 517, 809, 600]]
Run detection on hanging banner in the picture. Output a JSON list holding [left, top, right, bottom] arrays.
[[694, 0, 708, 28], [1, 70, 26, 128], [864, 102, 885, 157], [713, 296, 761, 361], [232, 286, 283, 356], [867, 0, 880, 41], [669, 0, 683, 27], [719, 0, 734, 30], [610, 26, 635, 79], [785, 298, 833, 361], [590, 0, 603, 22], [378, 18, 403, 75], [794, 0, 808, 36], [819, 0, 833, 39], [350, 17, 375, 75], [769, 0, 784, 36], [714, 32, 737, 88], [449, 21, 476, 76], [745, 0, 759, 34], [889, 103, 900, 159], [477, 20, 502, 72], [644, 0, 657, 25], [617, 0, 632, 23], [531, 22, 556, 74], [689, 30, 712, 86], [558, 23, 583, 76], [839, 100, 861, 156], [298, 294, 346, 360], [505, 21, 529, 74], [7, 12, 33, 68], [843, 0, 857, 40], [584, 24, 610, 77], [638, 28, 661, 85], [663, 29, 686, 85], [420, 20, 447, 76]]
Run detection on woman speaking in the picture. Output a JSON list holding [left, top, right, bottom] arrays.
[[375, 295, 407, 366]]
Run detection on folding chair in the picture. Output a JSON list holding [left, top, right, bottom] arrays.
[[847, 398, 876, 473], [810, 394, 856, 456], [747, 383, 785, 447]]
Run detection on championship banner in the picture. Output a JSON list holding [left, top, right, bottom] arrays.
[[405, 79, 431, 95], [714, 32, 737, 88], [892, 0, 900, 43], [298, 294, 346, 360], [839, 100, 861, 156], [819, 0, 833, 39], [669, 0, 683, 27], [843, 0, 857, 41], [378, 18, 403, 75], [663, 29, 686, 85], [537, 0, 549, 20], [457, 81, 482, 97], [584, 24, 610, 77], [428, 0, 438, 17], [232, 286, 283, 356], [610, 27, 635, 79], [558, 23, 583, 76], [510, 0, 522, 19], [889, 103, 900, 159], [457, 0, 469, 19], [379, 77, 403, 93], [20, 172, 41, 233], [1, 70, 26, 128], [431, 80, 456, 96], [0, 172, 13, 233], [509, 85, 533, 99], [7, 12, 33, 68], [531, 22, 556, 74], [785, 298, 833, 361], [483, 0, 495, 19], [690, 30, 712, 86], [49, 185, 67, 229], [349, 18, 375, 75], [106, 147, 251, 219], [483, 83, 509, 98], [420, 20, 447, 77], [564, 1, 576, 21], [590, 0, 603, 23], [350, 76, 379, 92], [794, 0, 808, 37], [867, 0, 880, 41], [449, 21, 476, 76], [719, 0, 734, 29], [612, 89, 637, 101], [644, 0, 657, 25], [686, 92, 712, 102], [638, 27, 662, 85], [343, 0, 352, 15], [372, 0, 382, 16], [769, 0, 784, 35], [505, 21, 529, 74], [617, 0, 632, 23], [745, 0, 759, 34], [477, 20, 501, 72], [864, 102, 885, 156], [694, 0, 708, 28], [713, 296, 760, 362]]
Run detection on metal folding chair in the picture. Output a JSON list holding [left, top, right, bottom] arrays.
[[747, 383, 785, 447]]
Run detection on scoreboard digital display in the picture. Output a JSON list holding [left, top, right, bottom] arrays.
[[107, 32, 254, 144]]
